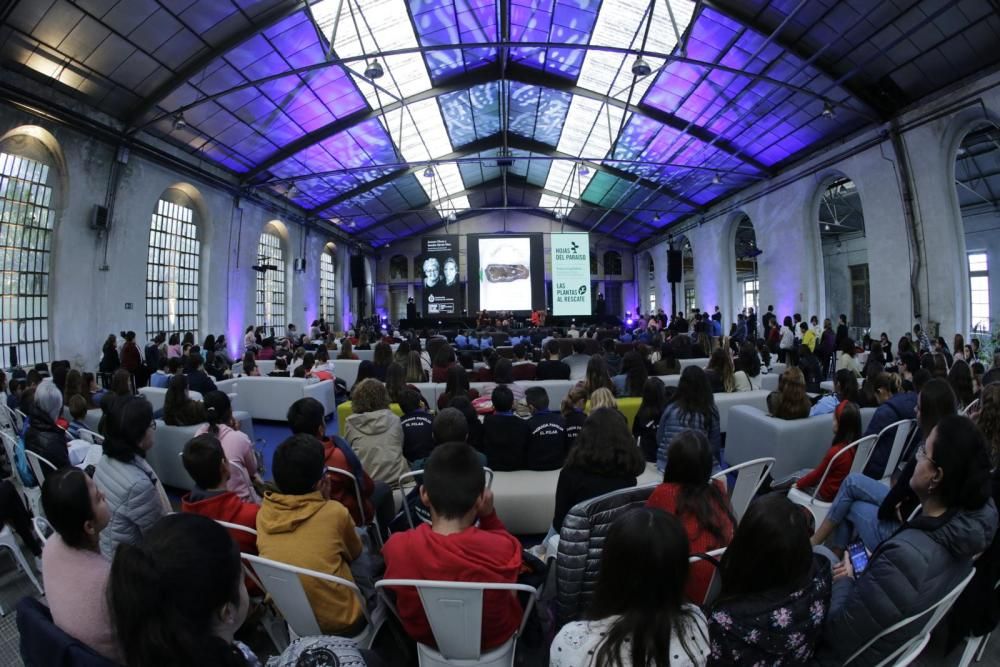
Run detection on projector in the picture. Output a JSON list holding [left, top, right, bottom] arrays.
[[252, 264, 278, 273]]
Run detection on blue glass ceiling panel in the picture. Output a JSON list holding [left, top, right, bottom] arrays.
[[508, 148, 551, 186], [325, 175, 430, 222], [439, 83, 501, 146], [269, 118, 399, 186], [508, 82, 571, 146], [459, 150, 504, 188], [510, 0, 602, 79], [409, 0, 498, 82]]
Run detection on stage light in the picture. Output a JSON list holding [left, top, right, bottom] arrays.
[[631, 55, 652, 77], [626, 318, 634, 326], [364, 60, 384, 79], [172, 113, 186, 131], [577, 163, 589, 177], [821, 100, 835, 119]]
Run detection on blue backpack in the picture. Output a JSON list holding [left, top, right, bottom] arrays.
[[13, 417, 37, 488]]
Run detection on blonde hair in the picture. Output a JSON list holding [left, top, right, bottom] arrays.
[[589, 387, 618, 411]]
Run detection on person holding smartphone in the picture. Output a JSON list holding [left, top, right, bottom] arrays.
[[813, 415, 998, 665]]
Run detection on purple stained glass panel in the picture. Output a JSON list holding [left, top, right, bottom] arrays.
[[410, 0, 498, 81], [510, 0, 601, 78]]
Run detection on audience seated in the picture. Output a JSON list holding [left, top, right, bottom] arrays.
[[194, 391, 261, 504], [524, 387, 566, 471], [430, 346, 456, 383], [25, 379, 70, 477], [480, 358, 526, 405], [399, 389, 435, 464], [480, 385, 528, 471], [344, 378, 408, 485], [613, 350, 648, 398], [601, 337, 623, 377], [767, 367, 812, 420], [589, 387, 618, 411], [509, 343, 537, 381], [814, 415, 998, 665], [861, 371, 920, 478], [633, 377, 669, 462], [811, 369, 860, 417], [40, 468, 120, 662], [708, 495, 832, 664], [180, 434, 259, 555], [564, 338, 591, 380], [704, 348, 736, 393], [550, 508, 709, 666], [383, 442, 523, 651], [94, 395, 167, 558], [647, 430, 735, 603], [656, 366, 722, 472], [448, 395, 484, 451], [580, 355, 615, 397], [559, 386, 588, 451], [653, 342, 681, 376], [436, 364, 479, 411], [552, 408, 646, 533], [536, 340, 571, 380], [162, 374, 207, 426], [787, 400, 862, 501], [184, 353, 217, 395], [733, 343, 761, 391], [798, 344, 825, 393], [812, 378, 958, 552], [256, 434, 365, 634]]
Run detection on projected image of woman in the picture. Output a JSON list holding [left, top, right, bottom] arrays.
[[443, 257, 458, 286], [422, 257, 440, 288]]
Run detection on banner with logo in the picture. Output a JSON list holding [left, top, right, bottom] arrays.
[[551, 232, 592, 316], [421, 235, 460, 316]]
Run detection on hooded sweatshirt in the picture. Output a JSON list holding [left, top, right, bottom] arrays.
[[181, 488, 259, 554], [256, 490, 363, 633], [382, 511, 523, 650], [344, 409, 409, 485], [708, 553, 833, 666], [816, 501, 998, 666]]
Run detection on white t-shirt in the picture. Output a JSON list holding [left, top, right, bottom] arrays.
[[550, 606, 709, 667], [733, 370, 756, 392]]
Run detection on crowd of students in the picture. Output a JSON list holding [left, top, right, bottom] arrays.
[[4, 310, 1000, 665]]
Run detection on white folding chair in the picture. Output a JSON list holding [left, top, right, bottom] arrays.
[[689, 547, 726, 606], [327, 466, 383, 549], [241, 553, 384, 650], [32, 517, 52, 546], [873, 419, 917, 485], [376, 578, 538, 667], [711, 457, 775, 522], [0, 405, 18, 438], [787, 435, 878, 525], [844, 568, 976, 666], [76, 428, 104, 445], [398, 467, 495, 529], [24, 450, 57, 487], [0, 431, 40, 515], [958, 579, 1000, 666], [0, 523, 43, 613]]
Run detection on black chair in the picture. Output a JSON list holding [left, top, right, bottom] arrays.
[[16, 596, 120, 667]]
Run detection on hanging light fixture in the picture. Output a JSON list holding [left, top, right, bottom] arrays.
[[423, 166, 434, 178], [447, 211, 457, 223], [631, 55, 652, 77], [654, 213, 661, 222], [364, 60, 384, 79], [172, 112, 187, 131], [821, 100, 836, 119], [287, 183, 298, 198], [712, 172, 722, 185], [577, 163, 589, 177]]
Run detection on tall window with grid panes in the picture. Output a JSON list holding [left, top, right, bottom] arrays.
[[969, 252, 991, 334], [0, 152, 54, 366], [320, 246, 336, 327], [146, 196, 199, 341], [256, 231, 286, 330]]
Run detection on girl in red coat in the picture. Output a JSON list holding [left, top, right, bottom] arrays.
[[647, 430, 736, 603], [793, 399, 862, 501]]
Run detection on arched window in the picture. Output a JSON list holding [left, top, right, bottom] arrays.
[[320, 244, 336, 325], [145, 191, 200, 340], [0, 150, 55, 365], [389, 254, 409, 280], [256, 229, 286, 329], [603, 251, 622, 276]]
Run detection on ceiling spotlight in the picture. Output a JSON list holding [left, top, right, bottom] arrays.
[[286, 183, 298, 198], [577, 163, 589, 177], [821, 100, 836, 119], [172, 112, 187, 131], [446, 211, 457, 223], [823, 223, 830, 231], [654, 213, 661, 222], [631, 55, 652, 77], [423, 166, 434, 178], [712, 172, 722, 185], [349, 221, 356, 228], [957, 146, 968, 156], [555, 211, 564, 221], [364, 60, 384, 80]]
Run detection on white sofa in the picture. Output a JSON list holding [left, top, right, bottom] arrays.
[[146, 412, 255, 491], [332, 359, 362, 388], [234, 376, 335, 421], [491, 462, 662, 535], [725, 405, 876, 478], [139, 378, 237, 413], [469, 379, 576, 409]]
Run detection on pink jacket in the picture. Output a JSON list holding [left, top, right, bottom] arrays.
[[195, 423, 258, 502]]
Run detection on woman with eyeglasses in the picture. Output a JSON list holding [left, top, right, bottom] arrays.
[[93, 395, 169, 558], [811, 378, 959, 554], [813, 415, 998, 665]]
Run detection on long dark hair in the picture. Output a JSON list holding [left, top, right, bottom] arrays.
[[384, 363, 407, 403], [918, 378, 958, 439], [634, 377, 667, 433], [718, 495, 813, 600], [832, 400, 862, 446], [103, 395, 153, 463], [662, 430, 735, 544], [737, 342, 760, 379], [443, 364, 470, 399], [584, 355, 615, 396], [672, 366, 716, 426], [241, 351, 256, 376], [163, 374, 190, 421], [203, 391, 233, 437], [620, 351, 648, 398], [932, 415, 992, 511], [42, 468, 97, 549], [109, 514, 247, 667], [372, 342, 393, 367], [588, 508, 704, 667], [565, 407, 645, 477], [947, 360, 975, 409]]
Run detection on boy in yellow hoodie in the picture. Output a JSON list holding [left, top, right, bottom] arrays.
[[256, 434, 364, 634]]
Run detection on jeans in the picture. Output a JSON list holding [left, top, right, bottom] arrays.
[[826, 473, 899, 551]]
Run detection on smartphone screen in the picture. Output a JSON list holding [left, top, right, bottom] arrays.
[[848, 541, 869, 575]]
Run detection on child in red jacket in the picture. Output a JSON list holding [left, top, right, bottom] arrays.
[[382, 442, 523, 651], [794, 400, 862, 501], [180, 434, 259, 555]]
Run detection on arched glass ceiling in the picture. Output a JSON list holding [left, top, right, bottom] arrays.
[[3, 0, 999, 245]]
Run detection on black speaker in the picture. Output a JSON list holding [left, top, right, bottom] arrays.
[[350, 256, 365, 286], [667, 250, 683, 283], [91, 204, 109, 231]]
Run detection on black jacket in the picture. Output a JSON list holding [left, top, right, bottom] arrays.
[[400, 410, 435, 463], [535, 359, 570, 380], [24, 404, 69, 479], [564, 409, 587, 450], [524, 411, 566, 471], [480, 413, 528, 471], [185, 369, 217, 395]]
